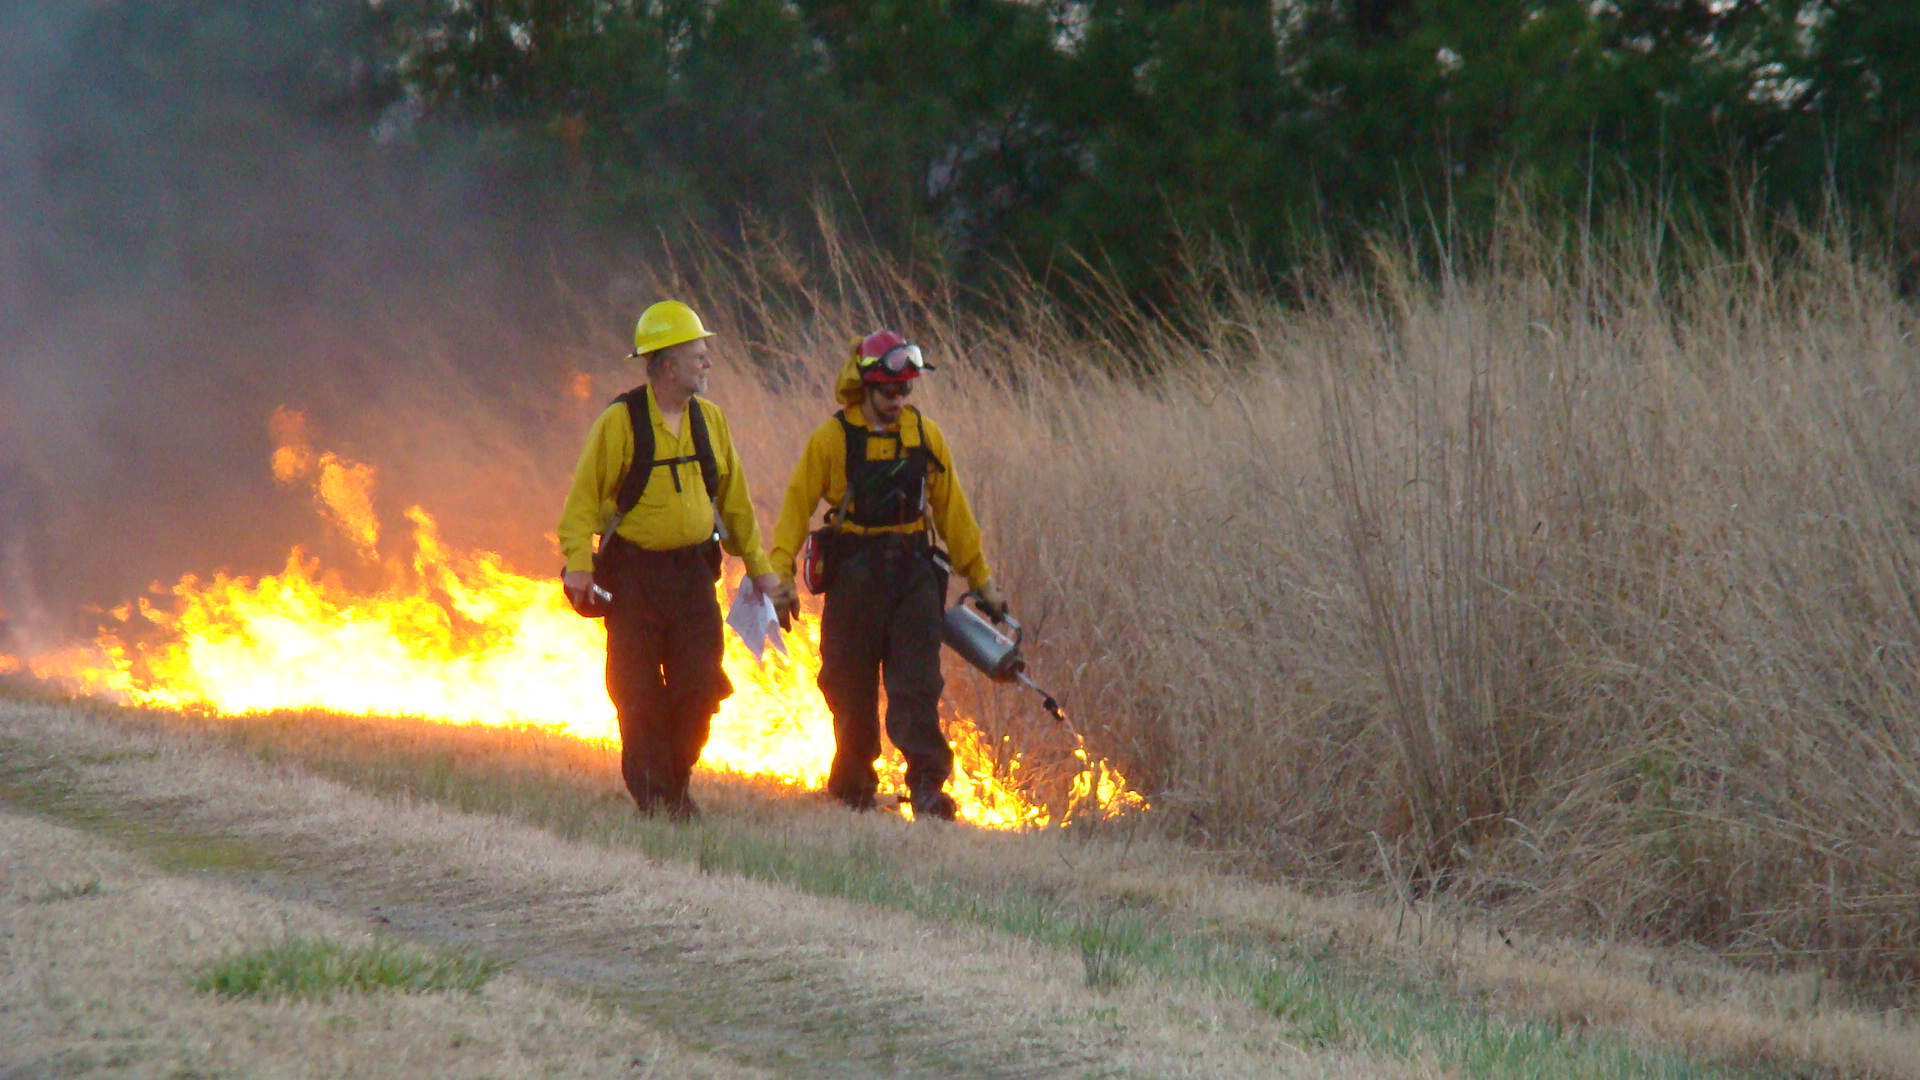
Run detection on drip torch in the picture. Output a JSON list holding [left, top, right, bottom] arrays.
[[940, 592, 1069, 726], [942, 591, 1132, 824]]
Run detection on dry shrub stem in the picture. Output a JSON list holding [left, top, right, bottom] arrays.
[[495, 209, 1920, 1000]]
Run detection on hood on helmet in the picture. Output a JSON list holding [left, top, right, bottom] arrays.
[[835, 357, 868, 407]]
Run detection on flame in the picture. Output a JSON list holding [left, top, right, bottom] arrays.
[[7, 414, 1144, 827], [268, 405, 312, 483], [268, 406, 381, 559]]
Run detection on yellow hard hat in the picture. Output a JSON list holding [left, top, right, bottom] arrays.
[[630, 300, 714, 357]]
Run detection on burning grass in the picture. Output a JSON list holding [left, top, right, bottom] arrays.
[[11, 421, 1138, 828]]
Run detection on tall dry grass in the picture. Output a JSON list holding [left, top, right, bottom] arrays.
[[581, 212, 1920, 996]]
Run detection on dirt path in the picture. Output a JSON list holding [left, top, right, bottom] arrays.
[[0, 700, 1400, 1080], [2, 807, 785, 1080]]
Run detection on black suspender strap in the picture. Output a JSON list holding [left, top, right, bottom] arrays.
[[685, 395, 721, 499], [612, 387, 654, 517], [833, 406, 944, 529], [607, 385, 722, 543]]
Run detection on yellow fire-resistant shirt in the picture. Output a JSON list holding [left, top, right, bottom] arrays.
[[770, 406, 992, 591], [557, 386, 774, 579]]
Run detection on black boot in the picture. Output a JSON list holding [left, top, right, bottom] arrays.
[[910, 790, 956, 822], [825, 777, 877, 812], [835, 790, 876, 812]]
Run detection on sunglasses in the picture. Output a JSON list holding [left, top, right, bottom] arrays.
[[869, 381, 914, 400], [857, 342, 926, 374]]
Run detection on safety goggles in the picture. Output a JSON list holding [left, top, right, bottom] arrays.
[[858, 342, 926, 374]]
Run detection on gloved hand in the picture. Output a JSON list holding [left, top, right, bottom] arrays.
[[976, 580, 1009, 622], [764, 575, 800, 629]]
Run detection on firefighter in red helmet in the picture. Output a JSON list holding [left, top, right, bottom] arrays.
[[766, 331, 1007, 820]]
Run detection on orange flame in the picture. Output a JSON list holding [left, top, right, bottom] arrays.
[[268, 406, 380, 560], [268, 406, 312, 483], [8, 413, 1144, 827]]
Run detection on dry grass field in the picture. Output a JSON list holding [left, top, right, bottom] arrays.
[[8, 211, 1920, 1074], [2, 694, 1420, 1080], [8, 690, 1920, 1078], [637, 215, 1920, 999], [0, 694, 1444, 1080]]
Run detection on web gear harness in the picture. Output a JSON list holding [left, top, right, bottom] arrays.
[[573, 385, 721, 617]]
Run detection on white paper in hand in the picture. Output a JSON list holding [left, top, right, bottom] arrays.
[[726, 577, 787, 664]]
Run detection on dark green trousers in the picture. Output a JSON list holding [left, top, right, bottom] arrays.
[[817, 537, 952, 808], [603, 540, 730, 812]]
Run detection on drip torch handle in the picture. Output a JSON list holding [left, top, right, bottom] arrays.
[[969, 590, 996, 622], [970, 591, 1017, 635], [970, 584, 1016, 626]]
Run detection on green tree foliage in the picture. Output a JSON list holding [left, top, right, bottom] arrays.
[[1785, 2, 1920, 278], [396, 0, 1068, 264], [48, 1, 1919, 299]]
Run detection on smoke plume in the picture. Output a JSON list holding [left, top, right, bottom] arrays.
[[0, 1, 610, 652]]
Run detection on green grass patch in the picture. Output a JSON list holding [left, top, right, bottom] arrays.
[[151, 834, 280, 873], [1076, 910, 1131, 991], [195, 934, 505, 1002]]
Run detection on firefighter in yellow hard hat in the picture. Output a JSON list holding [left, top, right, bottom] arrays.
[[768, 331, 1006, 821], [557, 300, 781, 818]]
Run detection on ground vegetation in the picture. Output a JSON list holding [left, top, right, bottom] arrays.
[[532, 206, 1920, 1005], [11, 694, 1920, 1078]]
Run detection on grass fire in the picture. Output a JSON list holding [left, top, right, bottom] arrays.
[[7, 408, 1142, 829]]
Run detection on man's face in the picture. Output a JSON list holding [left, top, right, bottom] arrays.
[[655, 338, 711, 397], [865, 379, 912, 426]]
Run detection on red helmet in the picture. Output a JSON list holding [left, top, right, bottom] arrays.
[[855, 329, 932, 383]]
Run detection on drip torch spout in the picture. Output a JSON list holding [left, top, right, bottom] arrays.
[[1016, 671, 1069, 727]]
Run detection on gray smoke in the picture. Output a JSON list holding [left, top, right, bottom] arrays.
[[0, 1, 613, 651]]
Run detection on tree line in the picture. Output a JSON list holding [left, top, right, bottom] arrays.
[[32, 1, 1920, 302]]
